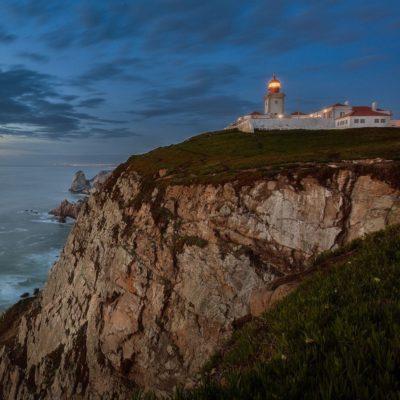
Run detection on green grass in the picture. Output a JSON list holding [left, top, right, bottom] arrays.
[[121, 128, 400, 185], [171, 225, 400, 400]]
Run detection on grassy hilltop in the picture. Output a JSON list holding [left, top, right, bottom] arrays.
[[123, 127, 400, 185]]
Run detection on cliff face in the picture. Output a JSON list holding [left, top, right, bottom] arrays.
[[1, 160, 400, 399]]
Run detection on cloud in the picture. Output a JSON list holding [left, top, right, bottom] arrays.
[[0, 27, 16, 42], [0, 67, 126, 139], [79, 97, 105, 108], [130, 63, 251, 123], [18, 52, 49, 63], [0, 0, 398, 143], [132, 95, 256, 121], [85, 127, 141, 138], [76, 58, 146, 86], [343, 54, 387, 71]]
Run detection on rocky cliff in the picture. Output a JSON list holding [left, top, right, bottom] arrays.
[[0, 155, 400, 399]]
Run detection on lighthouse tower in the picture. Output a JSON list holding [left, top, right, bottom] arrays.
[[264, 74, 285, 117]]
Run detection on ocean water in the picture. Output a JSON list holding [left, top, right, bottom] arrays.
[[0, 164, 112, 311]]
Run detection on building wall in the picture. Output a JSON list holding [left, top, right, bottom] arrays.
[[236, 116, 334, 133], [309, 105, 352, 120], [265, 93, 285, 116], [336, 115, 390, 129]]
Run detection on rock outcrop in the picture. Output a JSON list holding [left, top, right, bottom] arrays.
[[49, 199, 86, 222], [0, 160, 400, 399], [70, 170, 112, 195], [70, 170, 90, 193]]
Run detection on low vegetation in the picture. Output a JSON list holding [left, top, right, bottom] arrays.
[[123, 128, 400, 185], [135, 225, 400, 399]]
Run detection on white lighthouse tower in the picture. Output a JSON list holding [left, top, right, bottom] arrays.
[[264, 74, 285, 117]]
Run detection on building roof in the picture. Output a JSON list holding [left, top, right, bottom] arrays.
[[291, 111, 306, 115], [344, 106, 390, 117], [330, 103, 347, 107], [250, 111, 263, 116]]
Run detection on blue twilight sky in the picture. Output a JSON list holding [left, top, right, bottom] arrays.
[[0, 0, 399, 161]]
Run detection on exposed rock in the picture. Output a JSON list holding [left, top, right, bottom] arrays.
[[49, 199, 86, 223], [90, 170, 112, 192], [0, 160, 400, 399], [69, 170, 90, 194], [158, 168, 168, 178], [69, 170, 112, 195]]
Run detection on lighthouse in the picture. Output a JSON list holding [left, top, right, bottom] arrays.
[[264, 74, 285, 116]]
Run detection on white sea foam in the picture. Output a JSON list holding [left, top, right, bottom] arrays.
[[0, 275, 30, 307], [31, 212, 72, 225], [26, 248, 60, 267], [0, 249, 61, 310]]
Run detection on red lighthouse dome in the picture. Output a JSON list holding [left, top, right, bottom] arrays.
[[268, 74, 281, 93]]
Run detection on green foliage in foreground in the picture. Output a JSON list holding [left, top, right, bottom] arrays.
[[172, 225, 400, 399], [124, 128, 400, 184]]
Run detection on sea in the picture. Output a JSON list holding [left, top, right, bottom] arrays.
[[0, 156, 123, 311]]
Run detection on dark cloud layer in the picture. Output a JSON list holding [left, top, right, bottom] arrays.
[[0, 67, 125, 139], [0, 0, 398, 145], [18, 52, 49, 63], [0, 27, 16, 43]]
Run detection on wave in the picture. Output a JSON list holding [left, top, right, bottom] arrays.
[[0, 248, 61, 311], [0, 275, 32, 308], [0, 227, 29, 234], [31, 212, 74, 225]]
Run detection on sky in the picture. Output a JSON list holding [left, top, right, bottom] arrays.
[[0, 0, 399, 162]]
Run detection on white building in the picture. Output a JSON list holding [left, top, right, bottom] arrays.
[[228, 75, 397, 133], [335, 104, 391, 129]]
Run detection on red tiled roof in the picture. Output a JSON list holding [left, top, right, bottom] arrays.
[[345, 106, 390, 117]]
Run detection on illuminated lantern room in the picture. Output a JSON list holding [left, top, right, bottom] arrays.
[[268, 74, 281, 94], [264, 73, 285, 116]]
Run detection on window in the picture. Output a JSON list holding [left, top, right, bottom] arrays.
[[354, 119, 359, 123], [381, 119, 385, 123], [360, 119, 365, 123], [374, 119, 379, 123]]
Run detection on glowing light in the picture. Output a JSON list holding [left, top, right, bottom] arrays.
[[268, 81, 281, 89], [278, 114, 283, 118], [267, 74, 282, 93]]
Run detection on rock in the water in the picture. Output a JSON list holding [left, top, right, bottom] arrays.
[[69, 170, 90, 194], [49, 199, 85, 222], [69, 170, 112, 194]]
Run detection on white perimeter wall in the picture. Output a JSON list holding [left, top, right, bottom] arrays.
[[236, 116, 334, 133]]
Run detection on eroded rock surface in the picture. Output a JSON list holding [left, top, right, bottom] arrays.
[[49, 199, 85, 222], [1, 161, 400, 399]]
